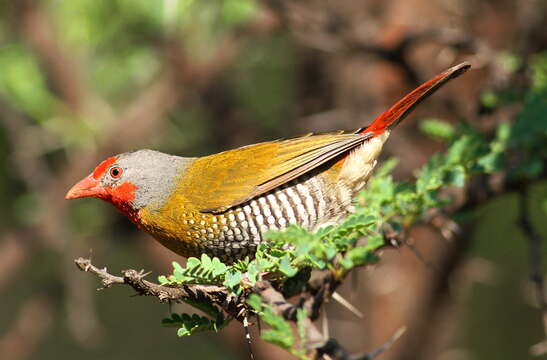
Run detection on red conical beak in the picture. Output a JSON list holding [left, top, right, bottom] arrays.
[[65, 175, 107, 200]]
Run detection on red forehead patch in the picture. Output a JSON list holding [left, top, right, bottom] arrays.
[[92, 157, 118, 179]]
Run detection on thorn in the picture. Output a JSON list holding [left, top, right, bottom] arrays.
[[332, 291, 364, 319], [243, 314, 255, 360], [367, 326, 407, 359], [140, 270, 152, 278], [322, 311, 329, 339], [237, 306, 246, 319], [256, 314, 262, 336], [390, 238, 401, 248], [431, 214, 460, 242], [351, 270, 359, 302], [404, 237, 439, 272]]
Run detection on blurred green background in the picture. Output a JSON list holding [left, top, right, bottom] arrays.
[[0, 0, 546, 359]]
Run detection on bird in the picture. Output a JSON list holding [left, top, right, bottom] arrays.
[[66, 62, 470, 263]]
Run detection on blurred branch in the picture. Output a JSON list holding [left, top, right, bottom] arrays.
[[0, 98, 53, 190], [317, 328, 406, 360], [0, 298, 53, 360], [518, 186, 547, 356], [254, 278, 406, 359], [264, 0, 488, 85], [386, 171, 546, 359], [0, 234, 31, 293], [13, 0, 88, 112], [101, 35, 240, 155], [516, 0, 547, 56]]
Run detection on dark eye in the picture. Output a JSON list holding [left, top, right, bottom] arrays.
[[109, 166, 123, 178]]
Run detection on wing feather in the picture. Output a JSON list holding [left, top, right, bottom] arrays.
[[176, 131, 373, 213]]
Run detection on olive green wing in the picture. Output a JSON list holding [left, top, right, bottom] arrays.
[[177, 131, 373, 213]]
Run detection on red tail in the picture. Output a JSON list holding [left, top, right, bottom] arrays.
[[362, 62, 471, 136]]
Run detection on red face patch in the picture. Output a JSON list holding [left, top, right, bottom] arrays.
[[107, 182, 140, 223], [109, 182, 137, 203], [92, 157, 118, 179]]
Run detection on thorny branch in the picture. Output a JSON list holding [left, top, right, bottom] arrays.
[[75, 256, 404, 359], [74, 257, 240, 318]]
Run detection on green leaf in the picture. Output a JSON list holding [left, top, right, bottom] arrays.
[[481, 90, 500, 108], [172, 261, 184, 273], [446, 165, 466, 187], [211, 257, 227, 277], [261, 328, 294, 349], [247, 259, 262, 283], [223, 270, 242, 292], [341, 246, 378, 270], [186, 257, 201, 270], [246, 293, 263, 312], [247, 294, 295, 349], [419, 119, 455, 141], [279, 255, 298, 277], [183, 299, 221, 319], [375, 158, 399, 177], [201, 254, 212, 270], [497, 51, 522, 74], [222, 0, 257, 25], [162, 312, 228, 337]]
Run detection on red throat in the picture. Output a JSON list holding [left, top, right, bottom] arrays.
[[106, 184, 143, 227]]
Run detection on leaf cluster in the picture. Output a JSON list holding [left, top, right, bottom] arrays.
[[162, 312, 228, 337]]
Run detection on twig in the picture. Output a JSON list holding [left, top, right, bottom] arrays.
[[253, 278, 403, 359], [74, 257, 241, 318], [13, 0, 87, 112], [403, 237, 440, 273], [357, 327, 406, 360], [316, 327, 406, 360], [332, 291, 364, 319]]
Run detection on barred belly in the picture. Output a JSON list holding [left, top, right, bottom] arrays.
[[200, 175, 348, 261]]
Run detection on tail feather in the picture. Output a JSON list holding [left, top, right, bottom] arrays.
[[362, 62, 471, 136]]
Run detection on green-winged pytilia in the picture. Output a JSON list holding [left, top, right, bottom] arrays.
[[66, 63, 470, 263]]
